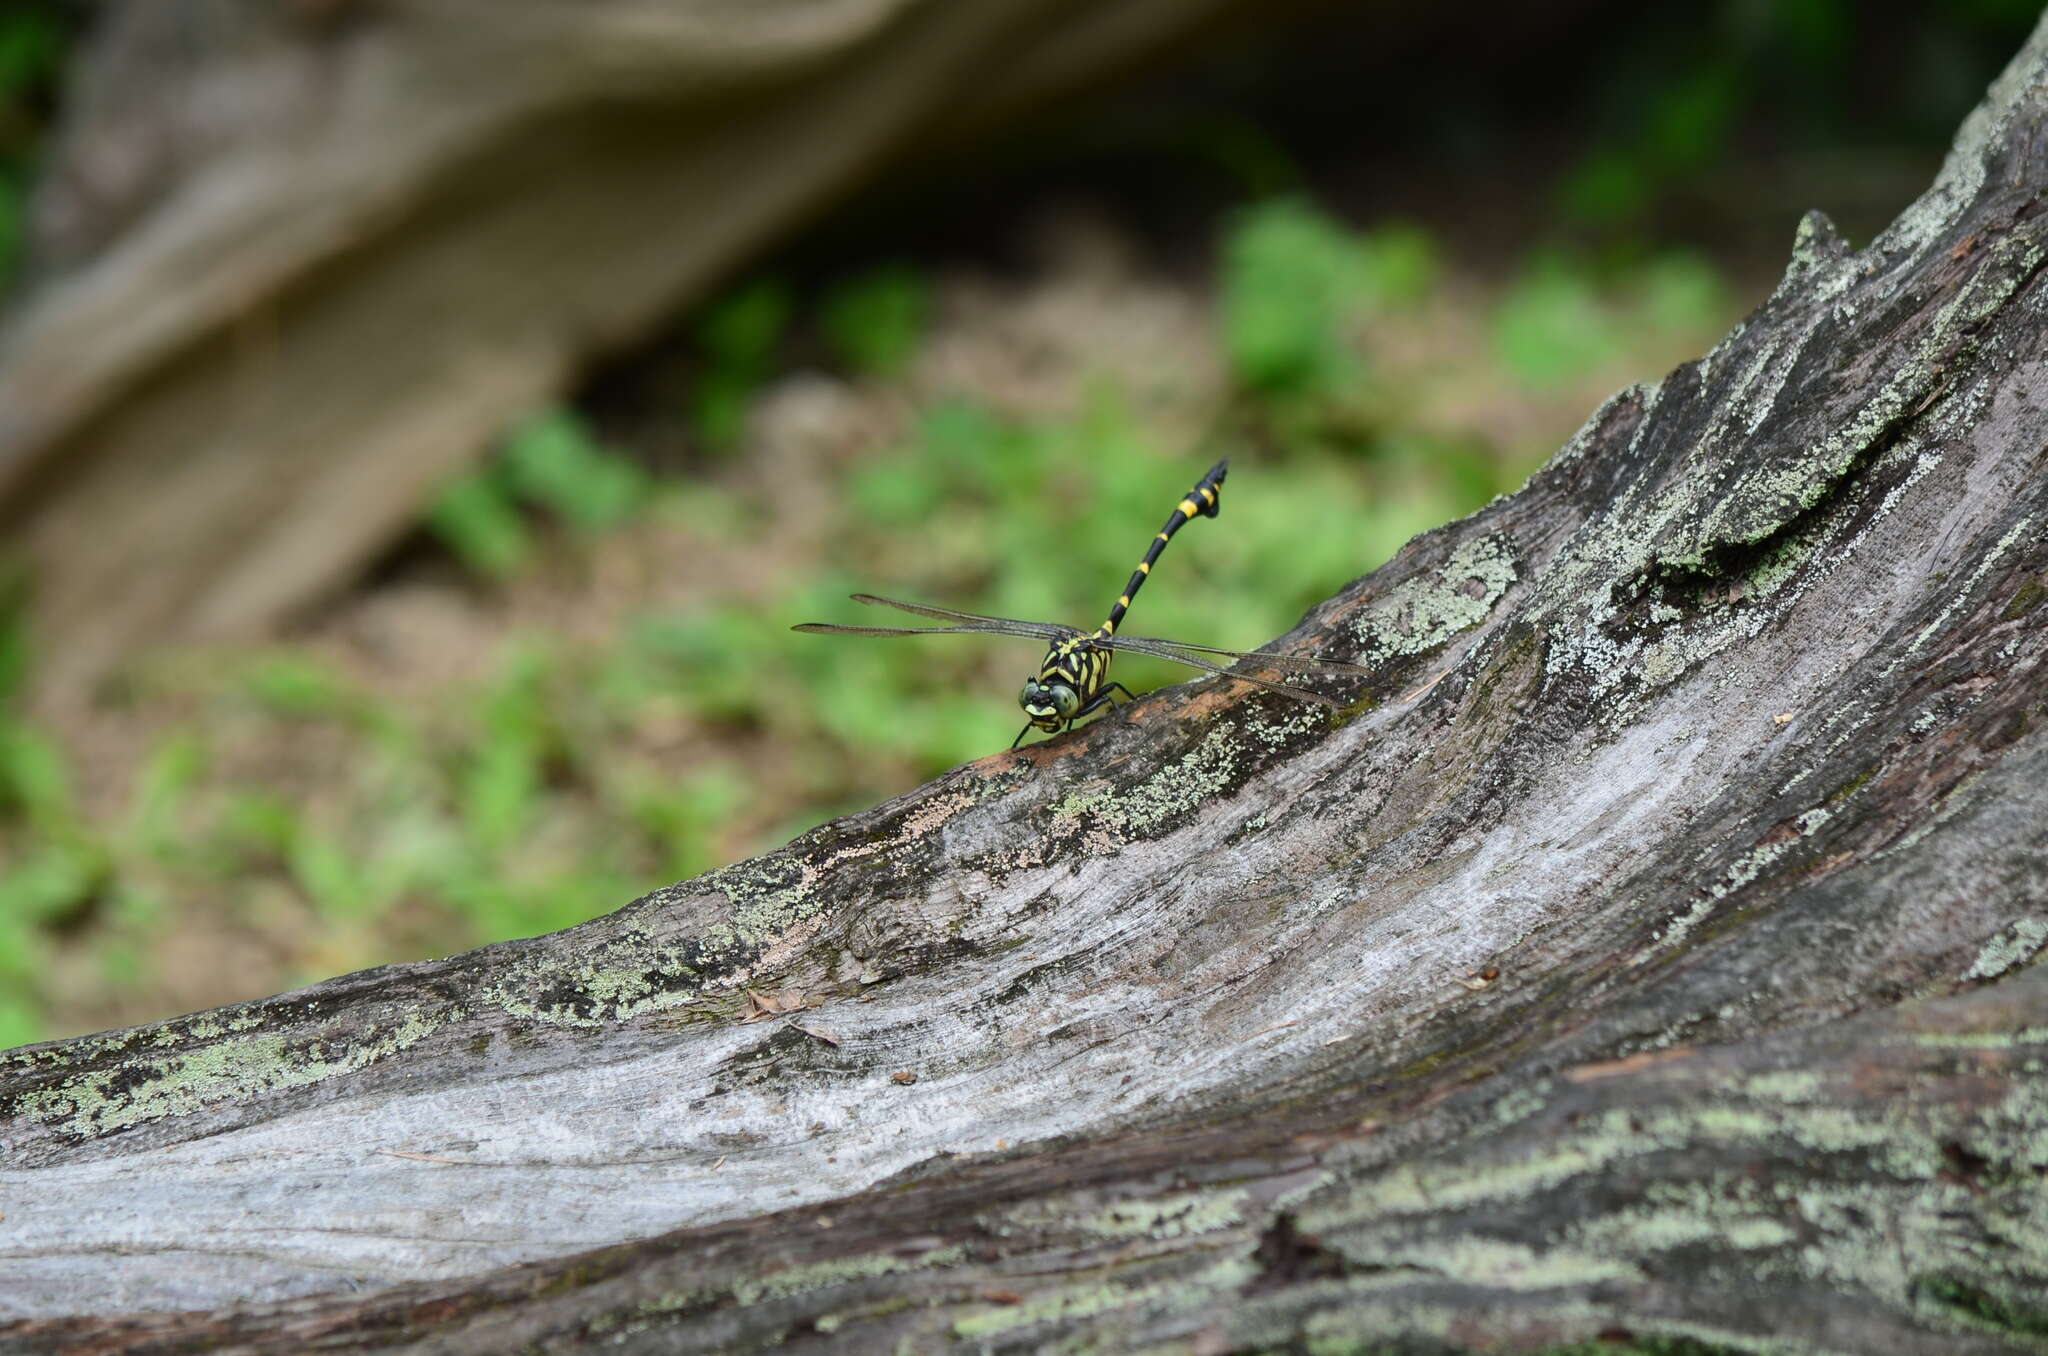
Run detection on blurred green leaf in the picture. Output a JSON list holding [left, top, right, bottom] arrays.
[[1643, 64, 1742, 173], [501, 407, 647, 533], [127, 730, 206, 862], [699, 277, 793, 366], [0, 11, 60, 91], [458, 651, 555, 850], [849, 460, 941, 527], [0, 993, 42, 1051], [289, 828, 372, 920], [1357, 224, 1440, 307], [1636, 250, 1729, 335], [216, 790, 300, 866], [693, 278, 792, 452], [460, 737, 541, 852], [1493, 254, 1619, 387], [0, 561, 27, 709], [1556, 149, 1654, 229], [624, 763, 746, 880], [241, 655, 358, 719], [0, 721, 75, 827], [2, 837, 106, 927], [0, 177, 18, 293], [1219, 199, 1365, 397], [430, 473, 531, 577], [820, 266, 929, 376]]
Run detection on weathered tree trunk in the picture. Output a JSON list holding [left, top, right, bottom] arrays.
[[6, 18, 2048, 1354]]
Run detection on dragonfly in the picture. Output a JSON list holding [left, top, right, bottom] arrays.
[[794, 458, 1373, 748]]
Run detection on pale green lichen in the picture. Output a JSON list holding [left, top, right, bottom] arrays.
[[1071, 1188, 1247, 1241], [482, 848, 857, 1028], [606, 1244, 966, 1335], [1966, 918, 2048, 981], [1053, 723, 1242, 836], [1912, 1026, 2048, 1049], [15, 1007, 446, 1138], [482, 939, 716, 1030], [1744, 1069, 1825, 1102], [1574, 1203, 1797, 1257], [1681, 238, 2041, 577], [1396, 1236, 1643, 1291], [951, 1254, 1259, 1340], [1348, 535, 1519, 667], [1904, 514, 2038, 659], [1709, 804, 1834, 901]]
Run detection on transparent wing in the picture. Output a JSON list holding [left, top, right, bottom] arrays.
[[850, 594, 1074, 639], [1105, 633, 1374, 674], [1102, 639, 1353, 709], [792, 620, 1060, 642]]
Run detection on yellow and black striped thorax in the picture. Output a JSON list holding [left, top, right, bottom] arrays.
[[1016, 458, 1227, 733]]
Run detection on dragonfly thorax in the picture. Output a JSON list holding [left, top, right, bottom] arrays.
[[1020, 636, 1108, 730]]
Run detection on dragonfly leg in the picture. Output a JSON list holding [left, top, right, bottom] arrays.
[[1073, 682, 1139, 725], [1011, 722, 1037, 750]]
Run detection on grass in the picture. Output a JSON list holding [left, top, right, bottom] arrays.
[[0, 201, 1742, 1044]]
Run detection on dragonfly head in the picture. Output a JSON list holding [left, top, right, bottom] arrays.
[[1019, 677, 1080, 730]]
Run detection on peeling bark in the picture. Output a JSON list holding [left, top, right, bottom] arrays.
[[4, 17, 2048, 1356]]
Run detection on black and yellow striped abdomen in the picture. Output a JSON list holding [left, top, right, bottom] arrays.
[[1017, 458, 1229, 736], [1100, 458, 1226, 638]]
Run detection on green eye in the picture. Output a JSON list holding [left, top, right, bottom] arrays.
[[1051, 686, 1080, 718], [1019, 682, 1039, 708]]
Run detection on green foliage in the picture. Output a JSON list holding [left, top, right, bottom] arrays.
[[621, 764, 747, 880], [0, 560, 30, 707], [288, 827, 374, 921], [0, 719, 76, 829], [0, 10, 59, 91], [240, 654, 359, 719], [820, 265, 929, 376], [1357, 224, 1439, 306], [1493, 254, 1621, 388], [0, 994, 41, 1050], [693, 278, 793, 452], [1220, 200, 1367, 398], [1494, 249, 1731, 390], [502, 409, 648, 533], [431, 408, 650, 576], [430, 473, 531, 578], [0, 7, 64, 291], [126, 731, 206, 863], [459, 649, 553, 851], [1217, 203, 1444, 455], [1637, 251, 1728, 336]]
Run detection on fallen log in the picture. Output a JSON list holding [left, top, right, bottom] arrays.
[[3, 14, 2048, 1353]]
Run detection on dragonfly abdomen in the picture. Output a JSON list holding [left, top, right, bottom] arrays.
[[1101, 457, 1227, 637]]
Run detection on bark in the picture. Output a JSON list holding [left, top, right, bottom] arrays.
[[5, 16, 2048, 1355]]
